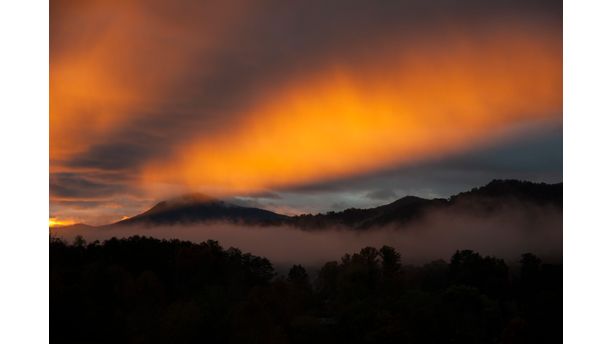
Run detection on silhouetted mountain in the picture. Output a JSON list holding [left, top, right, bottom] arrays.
[[114, 193, 289, 226], [290, 195, 445, 229], [449, 179, 562, 209], [292, 180, 562, 229], [106, 180, 561, 229]]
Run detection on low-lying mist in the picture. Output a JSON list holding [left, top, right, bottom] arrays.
[[51, 205, 561, 266]]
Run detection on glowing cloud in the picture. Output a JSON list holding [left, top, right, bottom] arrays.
[[143, 27, 561, 194], [50, 0, 562, 223]]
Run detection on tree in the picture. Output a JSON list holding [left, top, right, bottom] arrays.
[[288, 265, 310, 286], [379, 245, 401, 276], [520, 253, 542, 282], [72, 235, 86, 248]]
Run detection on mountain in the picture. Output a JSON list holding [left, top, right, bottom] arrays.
[[114, 193, 289, 227], [293, 180, 561, 229], [290, 195, 444, 229], [108, 180, 561, 229]]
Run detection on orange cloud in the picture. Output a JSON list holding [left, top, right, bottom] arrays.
[[50, 0, 248, 170], [142, 26, 561, 195], [50, 1, 561, 224]]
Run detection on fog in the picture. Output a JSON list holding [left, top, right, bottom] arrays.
[[51, 203, 562, 267]]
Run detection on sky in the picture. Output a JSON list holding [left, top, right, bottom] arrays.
[[50, 0, 562, 226]]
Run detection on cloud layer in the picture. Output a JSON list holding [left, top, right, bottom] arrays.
[[50, 0, 562, 224]]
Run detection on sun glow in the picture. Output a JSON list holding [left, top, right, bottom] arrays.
[[49, 217, 77, 228]]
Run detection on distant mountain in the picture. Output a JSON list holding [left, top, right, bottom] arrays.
[[114, 193, 289, 227], [290, 195, 444, 229], [446, 179, 562, 214], [105, 180, 561, 230], [292, 180, 561, 229]]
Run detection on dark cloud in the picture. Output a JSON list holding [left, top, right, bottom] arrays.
[[243, 191, 283, 200], [226, 192, 283, 209], [51, 199, 106, 209], [50, 172, 127, 199], [227, 197, 263, 209], [330, 202, 349, 211], [67, 142, 154, 170], [365, 189, 399, 201]]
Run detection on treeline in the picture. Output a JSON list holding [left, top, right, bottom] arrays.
[[50, 236, 561, 344]]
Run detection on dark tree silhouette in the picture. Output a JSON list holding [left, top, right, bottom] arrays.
[[380, 245, 401, 275], [288, 265, 309, 286], [50, 236, 561, 344]]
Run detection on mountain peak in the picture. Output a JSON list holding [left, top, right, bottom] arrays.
[[114, 193, 286, 226]]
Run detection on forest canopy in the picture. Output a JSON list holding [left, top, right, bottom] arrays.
[[50, 236, 561, 344]]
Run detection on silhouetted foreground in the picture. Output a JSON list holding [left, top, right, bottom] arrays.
[[51, 236, 561, 344]]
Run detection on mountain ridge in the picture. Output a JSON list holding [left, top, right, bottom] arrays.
[[115, 193, 288, 227], [47, 179, 563, 230], [58, 179, 561, 230]]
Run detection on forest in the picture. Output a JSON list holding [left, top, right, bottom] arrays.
[[50, 235, 561, 344]]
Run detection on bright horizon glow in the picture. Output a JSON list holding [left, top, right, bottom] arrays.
[[48, 217, 77, 228]]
